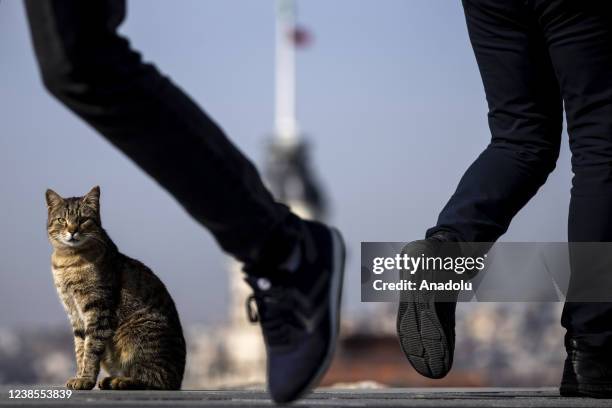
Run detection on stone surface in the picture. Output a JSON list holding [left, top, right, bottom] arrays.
[[0, 387, 610, 407]]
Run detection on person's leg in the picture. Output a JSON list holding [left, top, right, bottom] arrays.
[[24, 1, 345, 402], [399, 0, 563, 380], [427, 0, 563, 243], [538, 0, 612, 350], [24, 0, 295, 265]]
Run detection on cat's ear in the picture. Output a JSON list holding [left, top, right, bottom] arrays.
[[82, 185, 100, 210], [45, 189, 64, 209]]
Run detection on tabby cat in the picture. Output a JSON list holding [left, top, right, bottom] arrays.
[[46, 186, 185, 390]]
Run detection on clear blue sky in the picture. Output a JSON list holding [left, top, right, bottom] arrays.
[[0, 0, 571, 327]]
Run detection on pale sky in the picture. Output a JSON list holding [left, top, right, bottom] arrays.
[[0, 0, 572, 327]]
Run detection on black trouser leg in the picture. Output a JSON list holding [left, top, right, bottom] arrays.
[[24, 0, 299, 264], [428, 0, 562, 242], [440, 0, 612, 347], [538, 0, 612, 347]]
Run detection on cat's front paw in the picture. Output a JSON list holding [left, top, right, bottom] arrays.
[[66, 377, 96, 390], [98, 376, 139, 390]]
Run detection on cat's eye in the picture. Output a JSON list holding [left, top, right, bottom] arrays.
[[57, 217, 66, 224]]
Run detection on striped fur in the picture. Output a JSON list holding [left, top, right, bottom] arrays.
[[46, 186, 185, 390]]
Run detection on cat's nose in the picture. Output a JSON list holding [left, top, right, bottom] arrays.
[[67, 231, 80, 240]]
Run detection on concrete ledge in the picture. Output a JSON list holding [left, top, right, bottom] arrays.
[[1, 387, 609, 407]]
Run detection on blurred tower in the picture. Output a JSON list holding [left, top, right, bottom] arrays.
[[266, 0, 324, 220], [223, 0, 326, 385]]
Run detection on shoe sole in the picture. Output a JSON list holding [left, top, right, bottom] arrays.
[[560, 383, 612, 398], [397, 275, 452, 379], [560, 384, 580, 397], [288, 227, 346, 402]]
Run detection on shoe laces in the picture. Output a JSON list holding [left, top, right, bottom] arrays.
[[246, 277, 298, 347]]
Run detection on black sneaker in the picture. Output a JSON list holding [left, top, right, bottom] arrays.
[[396, 234, 457, 379], [244, 220, 345, 403], [560, 338, 612, 398]]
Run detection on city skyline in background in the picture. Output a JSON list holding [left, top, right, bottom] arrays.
[[0, 0, 572, 328]]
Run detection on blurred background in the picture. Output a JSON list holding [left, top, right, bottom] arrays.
[[0, 0, 569, 388]]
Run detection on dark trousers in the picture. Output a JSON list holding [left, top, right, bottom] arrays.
[[428, 0, 612, 347], [24, 0, 300, 265]]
